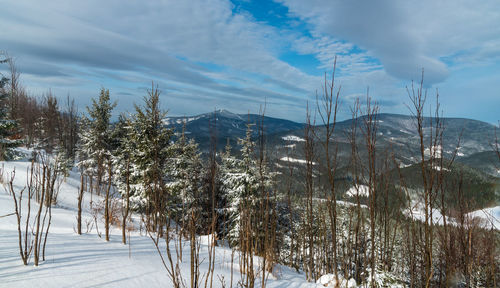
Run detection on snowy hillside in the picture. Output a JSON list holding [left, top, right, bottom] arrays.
[[0, 157, 320, 288]]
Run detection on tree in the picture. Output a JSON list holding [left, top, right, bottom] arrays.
[[316, 59, 341, 283], [111, 115, 136, 244], [219, 141, 243, 243], [83, 88, 115, 188], [166, 128, 205, 288], [0, 54, 21, 159], [34, 92, 61, 154], [219, 123, 274, 250], [129, 83, 172, 233], [77, 87, 115, 241], [58, 95, 79, 161], [166, 128, 203, 230]]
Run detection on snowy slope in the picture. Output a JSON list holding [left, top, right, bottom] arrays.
[[466, 206, 500, 230], [0, 158, 320, 288]]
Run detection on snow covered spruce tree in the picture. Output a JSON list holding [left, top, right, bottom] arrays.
[[130, 85, 190, 288], [166, 127, 206, 286], [0, 55, 21, 159], [219, 120, 277, 287], [77, 88, 116, 240], [219, 123, 274, 248], [128, 84, 172, 235], [166, 127, 203, 233], [219, 141, 242, 242], [110, 114, 137, 244]]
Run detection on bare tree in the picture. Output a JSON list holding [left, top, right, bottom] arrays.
[[6, 169, 32, 265], [304, 103, 316, 281], [360, 93, 379, 287], [205, 110, 218, 288], [7, 152, 62, 266], [77, 167, 85, 235], [316, 58, 341, 285], [121, 158, 131, 244]]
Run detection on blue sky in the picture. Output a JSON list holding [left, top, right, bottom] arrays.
[[1, 0, 499, 123]]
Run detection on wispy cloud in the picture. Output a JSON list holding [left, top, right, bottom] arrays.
[[278, 0, 500, 84], [1, 0, 499, 123], [1, 0, 319, 119]]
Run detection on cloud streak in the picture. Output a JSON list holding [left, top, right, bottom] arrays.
[[1, 0, 319, 119], [0, 0, 499, 122], [279, 0, 500, 84]]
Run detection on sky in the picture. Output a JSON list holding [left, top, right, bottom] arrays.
[[0, 0, 499, 123]]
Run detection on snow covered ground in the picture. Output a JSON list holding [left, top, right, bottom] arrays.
[[344, 185, 370, 198], [279, 157, 316, 165], [0, 157, 320, 288], [404, 197, 499, 230], [281, 136, 305, 142], [1, 152, 496, 287], [466, 206, 500, 230]]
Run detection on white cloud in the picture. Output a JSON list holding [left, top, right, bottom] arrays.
[[278, 0, 500, 84], [1, 0, 499, 123], [0, 0, 320, 119]]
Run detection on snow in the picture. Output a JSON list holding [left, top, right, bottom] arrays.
[[0, 155, 321, 288], [404, 207, 449, 226], [280, 157, 316, 165], [424, 145, 442, 158], [403, 200, 452, 226], [466, 206, 500, 230], [198, 234, 217, 246], [282, 135, 305, 142], [432, 165, 450, 172], [344, 185, 370, 198], [399, 163, 412, 168], [163, 116, 202, 125], [404, 199, 499, 230], [312, 198, 368, 209], [316, 274, 356, 287], [399, 129, 411, 134]]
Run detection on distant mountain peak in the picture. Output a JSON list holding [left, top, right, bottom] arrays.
[[213, 109, 243, 120]]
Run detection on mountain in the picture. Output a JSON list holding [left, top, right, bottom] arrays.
[[390, 159, 499, 211], [163, 109, 304, 151], [164, 111, 499, 209], [456, 151, 500, 177], [269, 113, 498, 167], [164, 110, 498, 174], [269, 113, 499, 210]]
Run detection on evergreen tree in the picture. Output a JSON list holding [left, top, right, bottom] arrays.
[[77, 88, 115, 241], [128, 85, 172, 230], [111, 115, 134, 199], [219, 123, 274, 246], [78, 88, 116, 190], [219, 141, 242, 241], [166, 129, 203, 229], [110, 114, 138, 243], [0, 56, 21, 159], [77, 117, 97, 177]]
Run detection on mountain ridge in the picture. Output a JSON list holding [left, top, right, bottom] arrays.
[[163, 110, 498, 163]]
